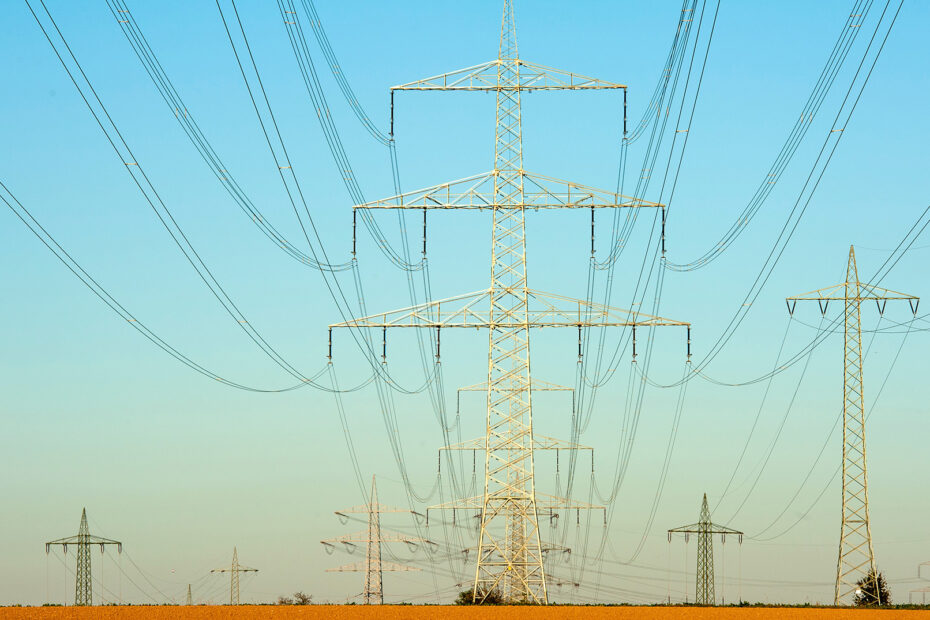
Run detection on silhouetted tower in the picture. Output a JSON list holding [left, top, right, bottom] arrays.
[[787, 246, 918, 605], [322, 476, 427, 604], [328, 0, 690, 603], [186, 584, 192, 605], [45, 508, 122, 606], [211, 547, 257, 605], [668, 494, 742, 605]]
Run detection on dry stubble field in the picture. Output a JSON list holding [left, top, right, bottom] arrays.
[[0, 607, 929, 619]]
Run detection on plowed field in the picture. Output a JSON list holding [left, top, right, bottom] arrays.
[[0, 607, 927, 619]]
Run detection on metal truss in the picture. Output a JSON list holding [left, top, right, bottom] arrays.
[[354, 171, 659, 211], [668, 494, 743, 606], [46, 508, 122, 607], [787, 246, 918, 606], [330, 0, 689, 604], [393, 60, 626, 92], [323, 476, 426, 604]]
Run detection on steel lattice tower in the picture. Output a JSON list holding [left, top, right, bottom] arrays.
[[668, 494, 742, 606], [211, 547, 257, 605], [787, 246, 918, 605], [330, 0, 689, 603], [45, 508, 122, 606], [323, 476, 426, 604]]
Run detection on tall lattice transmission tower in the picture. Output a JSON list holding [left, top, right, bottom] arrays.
[[329, 0, 689, 604], [45, 508, 122, 606], [211, 547, 257, 605], [668, 494, 742, 606], [322, 476, 427, 604], [787, 246, 919, 605]]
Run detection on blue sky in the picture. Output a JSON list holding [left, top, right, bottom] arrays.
[[1, 0, 929, 606]]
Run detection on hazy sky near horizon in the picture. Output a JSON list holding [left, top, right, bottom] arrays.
[[1, 0, 929, 606]]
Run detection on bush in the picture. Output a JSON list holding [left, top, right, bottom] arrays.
[[854, 569, 891, 606], [276, 591, 313, 605], [454, 587, 505, 605]]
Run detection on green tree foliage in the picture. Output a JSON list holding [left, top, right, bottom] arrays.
[[454, 587, 505, 605], [854, 569, 891, 606]]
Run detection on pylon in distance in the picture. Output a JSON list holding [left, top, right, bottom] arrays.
[[322, 476, 428, 604], [211, 547, 257, 605], [186, 583, 192, 605], [46, 508, 123, 606], [787, 245, 919, 605], [668, 494, 743, 606], [328, 0, 690, 603]]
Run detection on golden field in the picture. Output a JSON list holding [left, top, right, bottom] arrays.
[[0, 607, 928, 619]]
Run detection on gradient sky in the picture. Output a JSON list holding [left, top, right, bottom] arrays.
[[1, 0, 929, 606]]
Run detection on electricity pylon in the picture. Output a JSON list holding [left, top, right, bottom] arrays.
[[186, 584, 192, 606], [668, 494, 742, 606], [329, 0, 689, 603], [323, 476, 427, 605], [211, 547, 257, 605], [45, 508, 122, 606], [787, 246, 919, 605], [910, 562, 930, 604]]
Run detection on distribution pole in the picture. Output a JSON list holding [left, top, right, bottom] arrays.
[[668, 494, 743, 606], [45, 508, 123, 606], [211, 547, 257, 605], [787, 246, 919, 605], [323, 476, 428, 604], [329, 0, 689, 603]]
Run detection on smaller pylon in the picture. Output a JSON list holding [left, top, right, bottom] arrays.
[[186, 584, 192, 605], [668, 494, 743, 606], [211, 547, 257, 605], [46, 508, 123, 606], [322, 476, 428, 604]]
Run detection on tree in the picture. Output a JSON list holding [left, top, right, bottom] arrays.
[[454, 587, 505, 605], [277, 591, 313, 605], [854, 569, 891, 606]]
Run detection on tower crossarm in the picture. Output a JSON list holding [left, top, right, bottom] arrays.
[[329, 289, 688, 330], [392, 58, 626, 92], [327, 561, 420, 573], [45, 535, 123, 553], [461, 541, 572, 557], [787, 283, 919, 310], [427, 492, 604, 519], [321, 529, 432, 546], [334, 503, 418, 516], [353, 171, 661, 211], [668, 523, 744, 536], [211, 566, 257, 574], [458, 378, 572, 393], [440, 434, 591, 453]]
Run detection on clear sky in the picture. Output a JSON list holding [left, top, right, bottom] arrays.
[[1, 0, 929, 607]]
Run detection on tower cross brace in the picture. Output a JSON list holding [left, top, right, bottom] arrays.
[[45, 508, 122, 607], [329, 0, 689, 604], [668, 493, 743, 606], [787, 245, 918, 605]]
